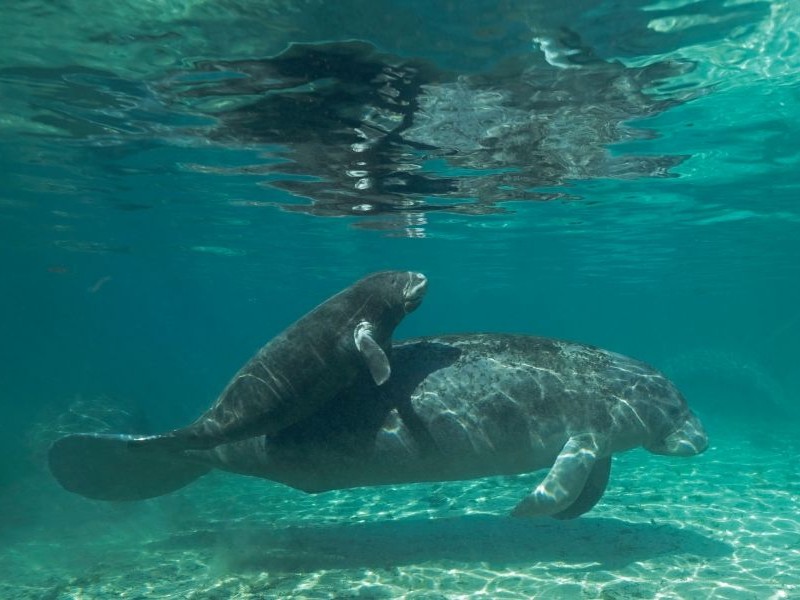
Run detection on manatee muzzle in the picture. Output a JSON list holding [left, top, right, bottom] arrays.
[[653, 411, 709, 456], [403, 272, 428, 313]]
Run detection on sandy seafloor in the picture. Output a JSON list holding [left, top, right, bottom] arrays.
[[2, 422, 798, 600]]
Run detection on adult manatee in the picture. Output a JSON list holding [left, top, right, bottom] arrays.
[[49, 334, 706, 517]]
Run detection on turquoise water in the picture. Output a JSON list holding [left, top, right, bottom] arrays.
[[1, 1, 799, 598]]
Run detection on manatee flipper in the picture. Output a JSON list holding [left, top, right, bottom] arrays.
[[551, 456, 612, 520], [511, 434, 601, 518], [354, 321, 391, 385], [48, 433, 211, 501]]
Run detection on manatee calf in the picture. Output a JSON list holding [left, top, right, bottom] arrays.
[[49, 334, 706, 516], [126, 270, 426, 455]]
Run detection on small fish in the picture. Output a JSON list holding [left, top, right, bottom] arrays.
[[88, 276, 112, 293]]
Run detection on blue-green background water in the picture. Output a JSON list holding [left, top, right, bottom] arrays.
[[1, 1, 799, 597]]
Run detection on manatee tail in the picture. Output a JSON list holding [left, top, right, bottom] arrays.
[[48, 433, 211, 501]]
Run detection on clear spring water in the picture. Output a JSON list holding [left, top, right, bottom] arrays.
[[1, 1, 799, 598]]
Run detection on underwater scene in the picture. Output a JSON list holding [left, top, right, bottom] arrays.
[[1, 1, 799, 598]]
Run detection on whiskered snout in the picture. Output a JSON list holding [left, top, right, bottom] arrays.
[[651, 411, 708, 456], [403, 272, 428, 312]]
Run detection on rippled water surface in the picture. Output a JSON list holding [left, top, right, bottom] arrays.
[[1, 1, 799, 598]]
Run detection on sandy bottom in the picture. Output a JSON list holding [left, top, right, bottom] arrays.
[[2, 422, 798, 599]]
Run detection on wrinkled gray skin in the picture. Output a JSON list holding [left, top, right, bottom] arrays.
[[198, 334, 708, 518], [135, 270, 427, 452], [49, 334, 707, 515]]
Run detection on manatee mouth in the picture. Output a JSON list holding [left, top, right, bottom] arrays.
[[402, 272, 428, 313]]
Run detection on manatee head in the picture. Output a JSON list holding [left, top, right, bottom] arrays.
[[643, 386, 708, 457], [348, 270, 428, 329]]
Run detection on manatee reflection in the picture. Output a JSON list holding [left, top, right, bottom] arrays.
[[160, 38, 693, 222]]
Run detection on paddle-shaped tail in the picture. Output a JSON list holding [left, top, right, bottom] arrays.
[[48, 433, 211, 501]]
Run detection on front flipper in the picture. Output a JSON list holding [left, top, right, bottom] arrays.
[[354, 321, 391, 385], [551, 455, 612, 520], [511, 434, 602, 518]]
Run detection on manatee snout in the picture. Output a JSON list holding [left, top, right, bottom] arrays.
[[402, 271, 428, 313], [649, 411, 708, 457]]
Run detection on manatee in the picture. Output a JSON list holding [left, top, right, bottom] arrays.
[[130, 270, 426, 453], [49, 334, 706, 515]]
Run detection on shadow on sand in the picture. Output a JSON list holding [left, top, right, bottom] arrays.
[[151, 514, 731, 573]]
